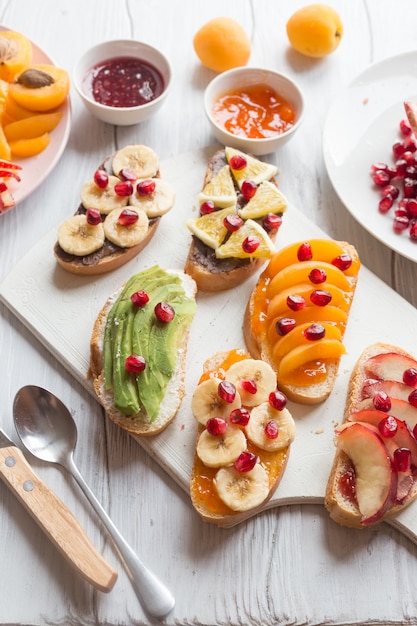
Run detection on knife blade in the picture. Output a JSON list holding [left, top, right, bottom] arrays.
[[0, 428, 117, 592]]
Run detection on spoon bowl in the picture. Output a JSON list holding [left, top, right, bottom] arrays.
[[13, 385, 175, 619]]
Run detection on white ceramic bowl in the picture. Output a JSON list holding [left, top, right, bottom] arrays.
[[73, 40, 172, 126], [204, 67, 305, 155]]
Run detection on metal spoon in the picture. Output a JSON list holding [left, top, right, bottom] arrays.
[[13, 385, 175, 619]]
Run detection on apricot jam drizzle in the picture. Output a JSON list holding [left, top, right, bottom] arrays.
[[212, 84, 296, 139]]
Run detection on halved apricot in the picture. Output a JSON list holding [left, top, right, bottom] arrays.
[[0, 124, 11, 160], [278, 339, 346, 385], [9, 64, 69, 112], [272, 322, 343, 364], [0, 31, 32, 82], [5, 93, 39, 120], [267, 305, 348, 344], [267, 281, 352, 320], [266, 260, 353, 297], [265, 239, 360, 278], [9, 132, 50, 158], [4, 111, 62, 141]]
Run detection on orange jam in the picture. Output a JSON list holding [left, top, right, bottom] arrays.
[[212, 84, 296, 139]]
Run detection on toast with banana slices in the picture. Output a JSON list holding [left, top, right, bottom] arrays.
[[190, 349, 296, 526], [54, 144, 175, 275]]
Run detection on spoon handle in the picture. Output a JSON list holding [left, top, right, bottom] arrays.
[[68, 458, 175, 619], [0, 442, 118, 593]]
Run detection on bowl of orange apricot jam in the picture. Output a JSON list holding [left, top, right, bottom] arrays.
[[204, 67, 305, 155], [73, 39, 172, 126]]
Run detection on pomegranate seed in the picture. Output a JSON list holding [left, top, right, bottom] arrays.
[[395, 159, 408, 177], [400, 119, 412, 136], [269, 390, 287, 410], [125, 355, 146, 373], [224, 214, 243, 232], [229, 407, 251, 426], [405, 136, 417, 152], [229, 155, 247, 170], [378, 415, 398, 437], [393, 142, 406, 159], [303, 323, 326, 340], [379, 195, 394, 213], [234, 451, 257, 472], [114, 181, 133, 196], [409, 389, 417, 408], [287, 294, 306, 311], [403, 177, 417, 198], [136, 179, 156, 196], [381, 184, 400, 199], [371, 162, 389, 173], [118, 208, 139, 225], [154, 301, 175, 323], [240, 379, 257, 394], [263, 213, 282, 232], [332, 254, 352, 271], [403, 151, 416, 164], [297, 242, 313, 261], [242, 236, 260, 253], [86, 208, 101, 225], [393, 215, 410, 232], [218, 380, 236, 403], [406, 165, 417, 179], [308, 268, 327, 284], [130, 290, 149, 307], [264, 420, 279, 439], [206, 417, 228, 436], [94, 169, 109, 189], [373, 391, 391, 412], [310, 289, 332, 306], [395, 205, 408, 218], [403, 368, 417, 386], [241, 180, 257, 200], [200, 200, 215, 215], [394, 447, 412, 472], [405, 198, 417, 218], [410, 221, 417, 240], [276, 317, 296, 336], [0, 182, 7, 193], [372, 170, 391, 186], [118, 167, 137, 182]]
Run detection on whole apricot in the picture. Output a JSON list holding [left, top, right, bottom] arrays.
[[286, 4, 343, 58], [193, 17, 251, 73]]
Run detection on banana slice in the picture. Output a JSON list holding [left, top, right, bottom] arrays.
[[225, 359, 277, 407], [196, 425, 246, 468], [191, 377, 241, 426], [80, 175, 129, 215], [57, 214, 105, 256], [103, 207, 149, 248], [213, 463, 270, 511], [129, 178, 175, 217], [112, 145, 159, 179], [245, 404, 296, 451]]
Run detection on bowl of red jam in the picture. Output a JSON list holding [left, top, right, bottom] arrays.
[[204, 67, 304, 155], [73, 40, 172, 125]]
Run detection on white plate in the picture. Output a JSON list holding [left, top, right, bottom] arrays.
[[323, 51, 417, 263], [0, 26, 71, 209]]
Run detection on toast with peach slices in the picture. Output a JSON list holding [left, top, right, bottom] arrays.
[[184, 147, 287, 292], [244, 239, 361, 404], [190, 349, 296, 527], [325, 343, 417, 528]]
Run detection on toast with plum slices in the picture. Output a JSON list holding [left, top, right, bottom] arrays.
[[244, 239, 361, 404], [54, 144, 175, 276], [190, 349, 296, 527], [325, 343, 417, 528], [184, 147, 288, 292]]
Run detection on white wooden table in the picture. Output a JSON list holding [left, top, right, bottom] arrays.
[[1, 1, 417, 625]]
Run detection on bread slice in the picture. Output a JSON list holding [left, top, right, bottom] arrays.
[[244, 239, 360, 404], [184, 149, 283, 292], [325, 343, 417, 528], [90, 267, 197, 436], [189, 350, 295, 527]]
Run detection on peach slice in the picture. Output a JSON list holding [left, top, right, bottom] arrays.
[[9, 64, 70, 112], [267, 305, 348, 344], [277, 338, 346, 385], [4, 111, 62, 141], [9, 132, 50, 158], [267, 281, 352, 320], [0, 31, 32, 82], [336, 422, 397, 525], [355, 397, 417, 431], [272, 322, 342, 364], [266, 260, 353, 298], [265, 239, 360, 279], [363, 352, 417, 386]]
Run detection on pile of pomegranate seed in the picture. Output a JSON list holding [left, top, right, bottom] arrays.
[[370, 117, 417, 241]]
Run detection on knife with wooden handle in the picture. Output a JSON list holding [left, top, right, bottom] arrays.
[[0, 428, 117, 592]]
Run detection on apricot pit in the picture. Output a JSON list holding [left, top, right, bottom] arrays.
[[9, 64, 70, 111]]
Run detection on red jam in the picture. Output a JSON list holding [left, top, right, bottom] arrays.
[[212, 84, 296, 139], [83, 56, 164, 108]]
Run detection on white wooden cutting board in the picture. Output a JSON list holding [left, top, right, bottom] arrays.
[[1, 146, 417, 539]]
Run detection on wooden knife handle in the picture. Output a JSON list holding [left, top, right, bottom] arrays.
[[0, 445, 117, 592]]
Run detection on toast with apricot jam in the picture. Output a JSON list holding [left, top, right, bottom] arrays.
[[244, 239, 361, 404], [54, 144, 175, 276], [325, 343, 417, 528], [184, 147, 288, 292], [190, 349, 296, 526]]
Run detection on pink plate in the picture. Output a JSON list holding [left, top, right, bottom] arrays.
[[0, 26, 71, 211]]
